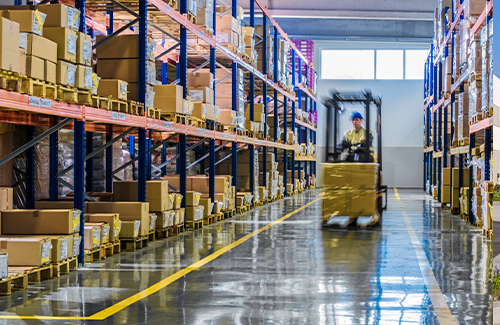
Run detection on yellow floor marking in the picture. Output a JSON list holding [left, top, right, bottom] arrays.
[[394, 188, 457, 324], [0, 197, 321, 321]]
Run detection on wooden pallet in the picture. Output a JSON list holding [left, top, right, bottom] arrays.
[[255, 132, 265, 140], [52, 256, 78, 278], [21, 78, 48, 98], [482, 107, 493, 118], [0, 271, 28, 296], [8, 264, 53, 284], [110, 99, 128, 113], [102, 241, 121, 258], [222, 209, 235, 219], [165, 0, 177, 9], [187, 220, 203, 230], [236, 205, 247, 214], [148, 230, 156, 242], [57, 85, 78, 103], [198, 26, 213, 37], [215, 122, 224, 132], [482, 226, 493, 240], [187, 116, 203, 128], [0, 70, 23, 93], [162, 112, 187, 124], [156, 226, 171, 239], [77, 90, 92, 105], [205, 119, 216, 130], [215, 213, 224, 221], [172, 223, 185, 235], [458, 138, 469, 146], [203, 214, 216, 225], [128, 100, 144, 116], [147, 107, 160, 119], [469, 114, 482, 125], [91, 95, 111, 110], [187, 10, 197, 24], [84, 247, 102, 263], [121, 235, 149, 252]]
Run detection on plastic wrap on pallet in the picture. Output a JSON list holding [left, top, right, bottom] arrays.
[[145, 91, 155, 108], [0, 253, 6, 279], [41, 240, 52, 264], [468, 39, 481, 75], [468, 85, 481, 117], [72, 236, 81, 257], [60, 237, 69, 261]]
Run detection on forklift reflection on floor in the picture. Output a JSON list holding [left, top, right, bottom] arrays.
[[322, 90, 387, 227]]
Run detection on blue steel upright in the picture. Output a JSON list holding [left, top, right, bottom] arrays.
[[26, 126, 35, 208], [161, 143, 167, 177], [137, 0, 148, 202], [291, 50, 296, 191], [273, 27, 278, 161], [147, 130, 152, 181], [468, 134, 474, 223], [283, 97, 287, 195], [297, 58, 302, 181], [485, 127, 491, 181], [179, 0, 188, 211], [74, 120, 85, 266], [106, 125, 113, 192], [249, 0, 255, 202], [231, 0, 238, 207], [209, 0, 216, 203], [437, 60, 442, 202]]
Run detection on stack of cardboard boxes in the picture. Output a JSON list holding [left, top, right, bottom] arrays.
[[255, 24, 274, 79], [321, 163, 378, 223], [196, 0, 213, 35], [215, 10, 240, 53], [244, 103, 266, 134], [1, 187, 82, 266], [242, 26, 258, 66], [187, 71, 217, 121], [480, 20, 493, 117], [441, 167, 469, 208], [185, 191, 204, 224], [260, 152, 283, 199], [96, 34, 156, 107]]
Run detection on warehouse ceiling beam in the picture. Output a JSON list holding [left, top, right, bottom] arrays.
[[187, 141, 230, 170], [93, 19, 139, 50], [112, 133, 178, 176], [151, 138, 208, 175], [57, 127, 139, 178], [0, 117, 73, 167]]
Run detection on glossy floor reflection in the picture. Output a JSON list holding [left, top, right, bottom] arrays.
[[0, 189, 492, 324]]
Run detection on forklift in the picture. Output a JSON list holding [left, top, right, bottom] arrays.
[[322, 90, 387, 227]]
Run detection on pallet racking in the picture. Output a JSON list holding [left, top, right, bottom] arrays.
[[423, 0, 492, 226], [0, 0, 317, 266]]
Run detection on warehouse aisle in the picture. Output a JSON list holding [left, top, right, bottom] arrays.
[[0, 189, 492, 324]]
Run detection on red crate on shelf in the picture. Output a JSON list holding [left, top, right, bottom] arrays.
[[289, 40, 315, 91]]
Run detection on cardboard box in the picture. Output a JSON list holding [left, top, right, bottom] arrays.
[[96, 58, 155, 83], [43, 27, 78, 63], [190, 176, 227, 193], [441, 185, 451, 203], [219, 109, 236, 126], [34, 201, 75, 209], [186, 191, 201, 207], [19, 48, 26, 76], [173, 193, 183, 209], [97, 79, 128, 101], [2, 10, 45, 35], [75, 65, 92, 90], [56, 60, 77, 86], [350, 189, 377, 216], [95, 34, 155, 60], [153, 92, 183, 114], [113, 180, 169, 212], [0, 252, 6, 278], [86, 202, 150, 236], [26, 55, 44, 80], [188, 86, 213, 104], [120, 220, 140, 238], [187, 72, 213, 88], [1, 209, 81, 235], [24, 33, 57, 63], [86, 222, 110, 245], [45, 60, 56, 83], [185, 206, 204, 222], [322, 189, 349, 218], [0, 237, 51, 266], [192, 102, 209, 119], [84, 213, 120, 242], [48, 235, 69, 262], [452, 167, 470, 187], [199, 198, 212, 217], [0, 187, 13, 211], [155, 210, 174, 228], [216, 16, 239, 33], [83, 225, 101, 249], [69, 234, 81, 257], [76, 32, 92, 66], [37, 4, 80, 30]]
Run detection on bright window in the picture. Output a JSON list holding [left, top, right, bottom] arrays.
[[376, 50, 403, 79], [321, 50, 375, 79], [405, 50, 428, 79]]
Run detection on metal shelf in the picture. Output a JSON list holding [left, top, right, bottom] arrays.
[[433, 4, 463, 65], [469, 117, 493, 134], [295, 156, 316, 161], [450, 146, 469, 155]]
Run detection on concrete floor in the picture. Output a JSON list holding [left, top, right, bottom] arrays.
[[0, 189, 492, 324]]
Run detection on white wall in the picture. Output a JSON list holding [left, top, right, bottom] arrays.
[[314, 41, 426, 188]]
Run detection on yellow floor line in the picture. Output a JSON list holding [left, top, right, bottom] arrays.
[[394, 188, 457, 324], [0, 197, 321, 321]]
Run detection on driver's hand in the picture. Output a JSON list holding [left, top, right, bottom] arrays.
[[360, 139, 366, 143]]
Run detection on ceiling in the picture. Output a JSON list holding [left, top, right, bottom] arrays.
[[234, 0, 436, 41]]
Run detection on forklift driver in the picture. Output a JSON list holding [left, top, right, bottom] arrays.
[[337, 111, 374, 162]]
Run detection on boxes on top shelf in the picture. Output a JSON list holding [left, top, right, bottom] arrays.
[[36, 4, 81, 30], [56, 60, 77, 86], [95, 34, 156, 61], [97, 79, 128, 101], [0, 17, 20, 73], [77, 32, 92, 66], [2, 10, 46, 36], [42, 27, 78, 63]]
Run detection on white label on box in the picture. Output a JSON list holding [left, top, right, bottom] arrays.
[[19, 32, 28, 50], [111, 112, 126, 120], [189, 90, 204, 101], [216, 33, 229, 43], [163, 121, 173, 128], [67, 64, 77, 86], [40, 98, 51, 108], [146, 91, 155, 108], [68, 7, 81, 29], [84, 67, 93, 89], [41, 241, 52, 264], [119, 82, 128, 100], [83, 40, 92, 63], [60, 237, 69, 260], [67, 33, 78, 55], [29, 96, 40, 107], [33, 11, 46, 36]]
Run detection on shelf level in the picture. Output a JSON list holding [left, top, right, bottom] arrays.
[[469, 117, 493, 134], [450, 145, 469, 155], [296, 84, 316, 102], [433, 4, 463, 65]]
